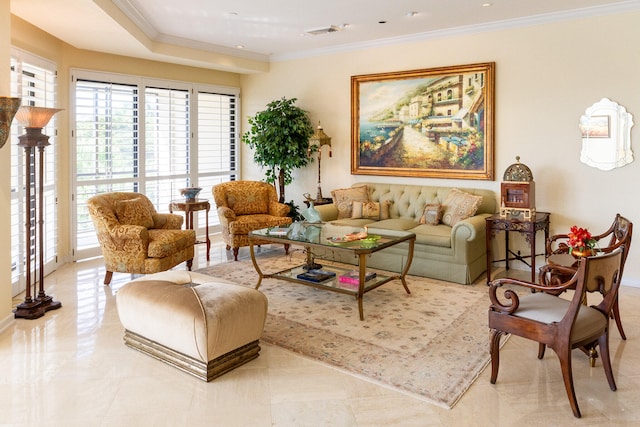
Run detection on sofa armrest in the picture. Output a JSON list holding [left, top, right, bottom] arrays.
[[153, 213, 184, 229], [316, 204, 338, 221], [450, 213, 491, 262]]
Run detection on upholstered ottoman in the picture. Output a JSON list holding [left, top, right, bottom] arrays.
[[116, 270, 267, 381]]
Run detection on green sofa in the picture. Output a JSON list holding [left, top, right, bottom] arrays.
[[313, 183, 497, 285]]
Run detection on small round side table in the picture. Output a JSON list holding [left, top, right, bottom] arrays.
[[169, 198, 211, 261]]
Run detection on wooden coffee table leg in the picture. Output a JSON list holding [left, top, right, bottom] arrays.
[[249, 243, 264, 289], [357, 253, 366, 321], [399, 238, 415, 294]]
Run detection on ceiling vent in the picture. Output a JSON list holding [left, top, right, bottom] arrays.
[[305, 25, 340, 36]]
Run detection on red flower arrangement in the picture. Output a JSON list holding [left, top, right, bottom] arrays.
[[567, 225, 598, 255]]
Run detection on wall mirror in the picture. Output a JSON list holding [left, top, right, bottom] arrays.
[[579, 98, 634, 171]]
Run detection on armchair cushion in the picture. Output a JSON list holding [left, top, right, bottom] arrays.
[[148, 229, 196, 258], [226, 187, 269, 215], [114, 197, 155, 228]]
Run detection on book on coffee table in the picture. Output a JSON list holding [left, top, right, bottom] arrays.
[[296, 269, 336, 283], [267, 227, 290, 236], [338, 270, 377, 285]]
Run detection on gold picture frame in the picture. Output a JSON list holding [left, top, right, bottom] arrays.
[[351, 62, 495, 180]]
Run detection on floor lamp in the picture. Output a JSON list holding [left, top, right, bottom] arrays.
[[13, 106, 63, 320], [308, 121, 332, 203]]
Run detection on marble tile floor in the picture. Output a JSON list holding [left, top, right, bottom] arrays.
[[2, 238, 640, 426]]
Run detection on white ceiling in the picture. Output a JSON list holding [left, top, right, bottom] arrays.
[[10, 0, 640, 73]]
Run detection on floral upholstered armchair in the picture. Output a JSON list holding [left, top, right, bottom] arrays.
[[87, 192, 196, 285], [213, 181, 292, 260]]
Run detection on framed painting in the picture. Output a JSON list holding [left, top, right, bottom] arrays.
[[351, 62, 495, 180]]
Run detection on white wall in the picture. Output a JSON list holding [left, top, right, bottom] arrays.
[[0, 0, 14, 325], [241, 11, 640, 285]]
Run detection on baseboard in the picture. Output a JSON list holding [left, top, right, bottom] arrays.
[[0, 313, 15, 334]]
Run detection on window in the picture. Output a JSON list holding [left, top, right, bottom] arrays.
[[10, 49, 59, 297], [71, 70, 239, 260]]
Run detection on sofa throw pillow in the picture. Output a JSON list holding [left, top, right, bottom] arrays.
[[351, 201, 381, 220], [331, 185, 369, 219], [441, 189, 483, 226], [226, 187, 269, 215], [419, 203, 444, 225], [379, 199, 392, 220], [114, 197, 155, 228]]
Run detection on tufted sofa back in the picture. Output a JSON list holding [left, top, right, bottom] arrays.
[[356, 183, 497, 220]]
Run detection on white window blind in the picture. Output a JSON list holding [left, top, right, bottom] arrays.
[[71, 70, 240, 260]]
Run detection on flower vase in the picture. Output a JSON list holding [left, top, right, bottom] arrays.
[[571, 248, 596, 259]]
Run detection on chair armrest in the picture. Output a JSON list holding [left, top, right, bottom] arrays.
[[153, 213, 184, 229], [489, 268, 578, 314], [546, 233, 570, 255], [269, 201, 290, 217], [217, 206, 236, 224], [315, 204, 338, 222]]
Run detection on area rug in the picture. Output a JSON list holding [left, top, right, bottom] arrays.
[[196, 250, 500, 409]]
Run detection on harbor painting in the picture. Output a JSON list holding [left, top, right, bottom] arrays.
[[351, 63, 495, 180]]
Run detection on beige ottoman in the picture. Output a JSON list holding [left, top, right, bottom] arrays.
[[116, 270, 268, 381]]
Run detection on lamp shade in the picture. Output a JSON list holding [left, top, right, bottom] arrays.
[[309, 121, 331, 147], [15, 106, 63, 128]]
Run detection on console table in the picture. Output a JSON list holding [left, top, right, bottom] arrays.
[[169, 198, 211, 261], [485, 212, 550, 284]]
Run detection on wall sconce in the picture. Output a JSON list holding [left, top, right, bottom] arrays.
[[13, 106, 63, 319], [0, 97, 21, 148], [308, 121, 332, 203]]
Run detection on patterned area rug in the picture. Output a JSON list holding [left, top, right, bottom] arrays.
[[196, 250, 498, 408]]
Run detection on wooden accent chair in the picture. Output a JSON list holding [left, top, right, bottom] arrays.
[[212, 181, 292, 261], [544, 213, 632, 339], [489, 247, 624, 418], [88, 192, 195, 285]]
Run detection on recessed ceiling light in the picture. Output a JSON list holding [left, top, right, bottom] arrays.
[[482, 3, 493, 7], [236, 45, 245, 49], [406, 11, 418, 17]]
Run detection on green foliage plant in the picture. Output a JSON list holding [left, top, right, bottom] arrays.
[[242, 97, 316, 202]]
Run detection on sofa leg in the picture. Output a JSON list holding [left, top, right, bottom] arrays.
[[233, 248, 239, 261], [284, 244, 290, 255], [187, 259, 193, 271], [104, 271, 113, 285]]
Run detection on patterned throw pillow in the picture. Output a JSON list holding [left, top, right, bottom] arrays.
[[114, 197, 155, 228], [441, 189, 483, 226], [226, 187, 269, 215], [351, 201, 381, 220], [419, 203, 444, 225], [331, 185, 370, 219]]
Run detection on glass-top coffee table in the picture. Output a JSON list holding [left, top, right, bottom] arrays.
[[249, 223, 415, 320]]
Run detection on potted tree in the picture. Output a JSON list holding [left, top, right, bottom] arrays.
[[242, 97, 316, 203]]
